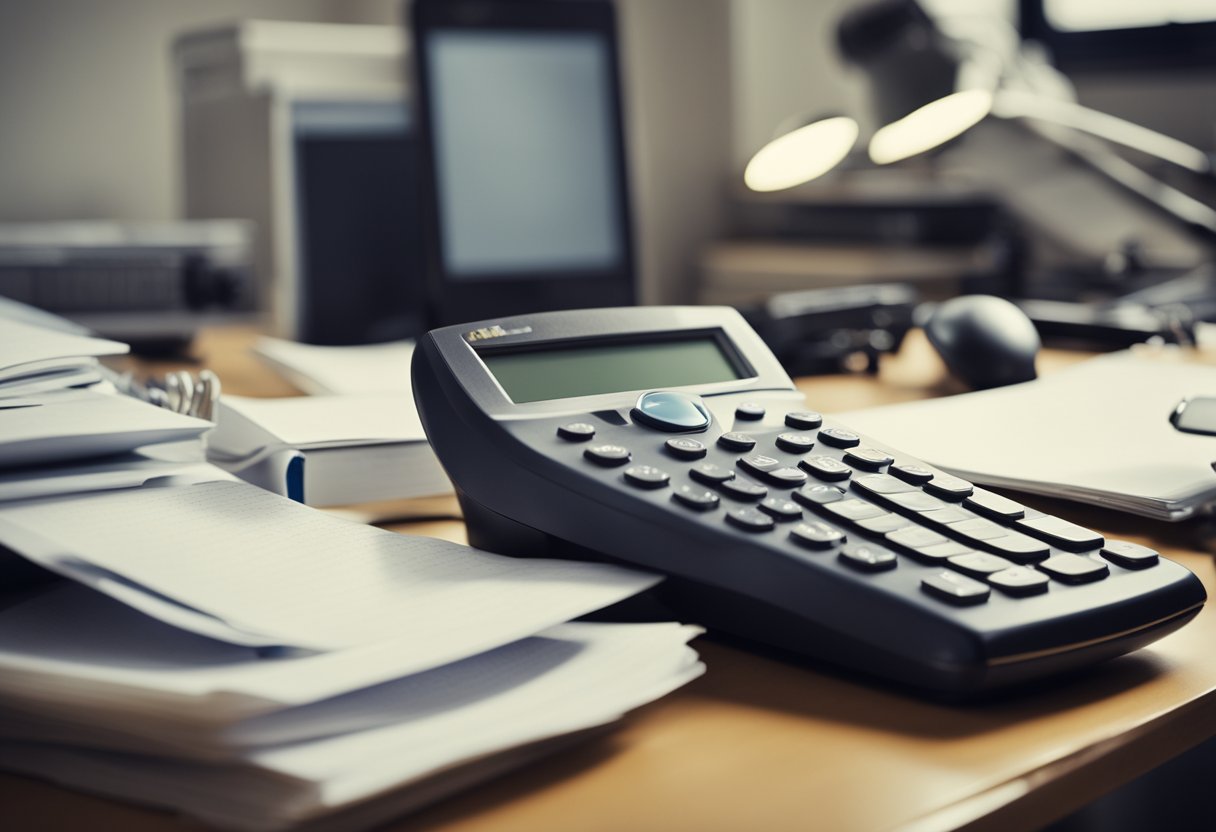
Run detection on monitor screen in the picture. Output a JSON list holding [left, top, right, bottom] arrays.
[[424, 30, 624, 279], [480, 336, 745, 404]]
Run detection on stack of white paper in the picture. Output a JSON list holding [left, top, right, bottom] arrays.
[[208, 393, 450, 505], [0, 388, 213, 469], [0, 311, 211, 470], [0, 480, 703, 829], [838, 349, 1216, 520], [0, 318, 127, 397]]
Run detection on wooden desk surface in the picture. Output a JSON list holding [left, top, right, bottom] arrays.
[[4, 328, 1215, 832]]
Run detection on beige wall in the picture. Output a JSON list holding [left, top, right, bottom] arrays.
[[0, 0, 395, 223]]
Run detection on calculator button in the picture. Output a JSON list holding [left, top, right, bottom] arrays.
[[838, 543, 897, 572], [790, 520, 845, 548], [772, 468, 810, 488], [886, 491, 949, 512], [922, 571, 990, 605], [854, 512, 912, 534], [1016, 516, 1104, 553], [818, 427, 861, 448], [822, 499, 888, 523], [889, 462, 934, 485], [725, 507, 776, 532], [673, 484, 720, 512], [785, 411, 823, 430], [799, 456, 853, 482], [851, 473, 916, 497], [1038, 554, 1109, 584], [914, 541, 976, 562], [735, 402, 766, 421], [623, 465, 670, 489], [917, 506, 975, 527], [886, 526, 950, 551], [690, 463, 734, 485], [844, 448, 894, 471], [983, 534, 1051, 562], [720, 478, 768, 502], [584, 444, 631, 466], [631, 391, 711, 432], [775, 432, 815, 454], [1100, 540, 1159, 569], [665, 437, 708, 460], [988, 566, 1050, 596], [792, 484, 846, 507], [738, 454, 782, 476], [740, 456, 807, 487], [718, 432, 757, 452], [963, 488, 1026, 522], [947, 552, 1015, 578], [924, 474, 973, 501], [945, 517, 1010, 543], [557, 422, 596, 441], [759, 496, 803, 521]]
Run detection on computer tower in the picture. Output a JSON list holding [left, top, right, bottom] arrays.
[[175, 21, 426, 344]]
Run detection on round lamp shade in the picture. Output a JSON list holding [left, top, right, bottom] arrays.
[[867, 89, 993, 166], [743, 116, 860, 192]]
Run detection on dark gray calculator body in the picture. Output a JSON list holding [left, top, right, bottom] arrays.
[[413, 306, 1205, 696]]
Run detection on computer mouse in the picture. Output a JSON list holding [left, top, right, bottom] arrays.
[[924, 295, 1040, 389]]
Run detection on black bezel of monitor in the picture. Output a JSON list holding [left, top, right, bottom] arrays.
[[410, 0, 637, 327], [1019, 0, 1216, 72]]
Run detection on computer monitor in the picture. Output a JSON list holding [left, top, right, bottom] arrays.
[[411, 0, 636, 326]]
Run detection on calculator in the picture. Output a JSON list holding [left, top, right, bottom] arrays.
[[413, 307, 1205, 696]]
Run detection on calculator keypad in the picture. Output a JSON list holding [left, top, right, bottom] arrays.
[[567, 405, 1161, 612]]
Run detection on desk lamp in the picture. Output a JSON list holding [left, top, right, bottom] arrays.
[[744, 0, 1216, 238]]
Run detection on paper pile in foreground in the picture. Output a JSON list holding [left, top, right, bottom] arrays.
[[0, 481, 703, 830]]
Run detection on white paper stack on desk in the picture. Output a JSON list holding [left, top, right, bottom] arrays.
[[0, 480, 703, 830], [0, 311, 213, 473], [839, 348, 1216, 521]]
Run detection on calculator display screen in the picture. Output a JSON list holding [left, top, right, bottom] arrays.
[[480, 336, 744, 403]]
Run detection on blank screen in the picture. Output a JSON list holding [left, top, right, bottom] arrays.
[[426, 31, 622, 278], [481, 338, 743, 404]]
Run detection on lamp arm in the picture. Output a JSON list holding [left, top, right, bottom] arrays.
[[992, 90, 1213, 176], [1020, 117, 1216, 236]]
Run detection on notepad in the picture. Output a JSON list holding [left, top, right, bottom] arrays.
[[0, 480, 660, 652], [838, 349, 1216, 520]]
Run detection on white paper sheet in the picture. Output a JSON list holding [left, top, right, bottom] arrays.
[[0, 454, 231, 503], [0, 318, 127, 378], [253, 337, 414, 396], [0, 480, 660, 651], [0, 388, 212, 469]]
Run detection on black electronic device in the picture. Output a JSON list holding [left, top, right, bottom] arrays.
[[1171, 397, 1216, 438], [413, 306, 1206, 696], [410, 0, 636, 326], [743, 284, 918, 376], [0, 221, 255, 353]]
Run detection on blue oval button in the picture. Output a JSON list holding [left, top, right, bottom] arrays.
[[631, 391, 711, 432]]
